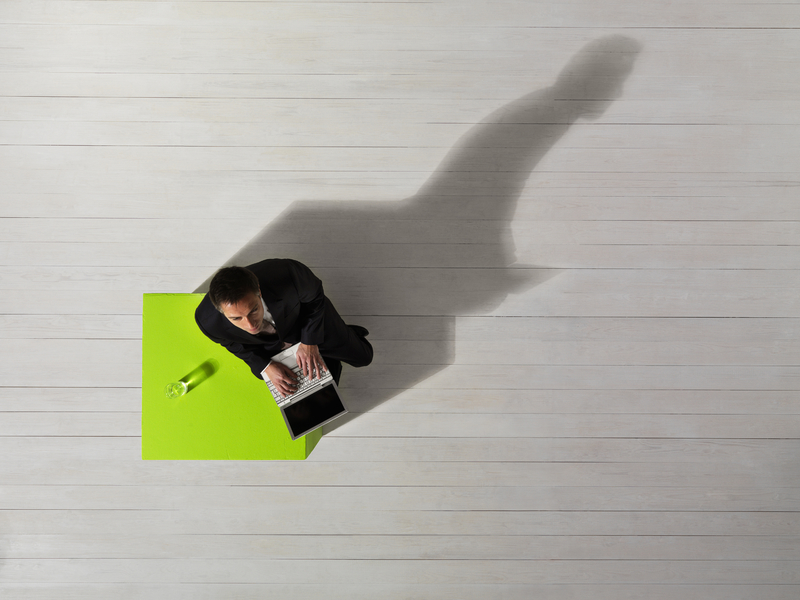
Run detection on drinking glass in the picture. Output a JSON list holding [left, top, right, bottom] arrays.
[[164, 381, 188, 399]]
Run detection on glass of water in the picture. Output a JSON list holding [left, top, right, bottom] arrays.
[[164, 381, 188, 399]]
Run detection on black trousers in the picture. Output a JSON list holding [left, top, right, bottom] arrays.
[[316, 298, 373, 384]]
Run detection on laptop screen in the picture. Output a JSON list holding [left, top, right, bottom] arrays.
[[283, 384, 346, 438]]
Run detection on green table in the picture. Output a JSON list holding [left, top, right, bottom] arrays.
[[141, 294, 320, 460]]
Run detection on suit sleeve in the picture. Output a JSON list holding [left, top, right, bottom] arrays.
[[286, 259, 326, 346], [195, 317, 271, 379]]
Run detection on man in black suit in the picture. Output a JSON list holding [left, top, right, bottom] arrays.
[[195, 258, 373, 396]]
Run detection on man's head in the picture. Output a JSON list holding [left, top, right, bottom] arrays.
[[208, 266, 266, 334]]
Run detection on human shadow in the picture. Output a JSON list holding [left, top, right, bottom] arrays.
[[195, 35, 641, 425]]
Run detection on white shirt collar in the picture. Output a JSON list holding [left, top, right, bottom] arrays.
[[260, 296, 276, 327]]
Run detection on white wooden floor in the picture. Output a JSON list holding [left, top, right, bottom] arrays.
[[1, 1, 799, 598]]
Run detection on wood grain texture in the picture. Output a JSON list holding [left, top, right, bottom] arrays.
[[2, 484, 800, 512], [1, 0, 798, 597], [4, 585, 800, 600], [2, 583, 799, 600], [4, 507, 800, 536]]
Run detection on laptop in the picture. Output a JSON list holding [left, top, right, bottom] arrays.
[[261, 343, 348, 440]]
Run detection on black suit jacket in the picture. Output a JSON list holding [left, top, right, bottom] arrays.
[[195, 258, 327, 378]]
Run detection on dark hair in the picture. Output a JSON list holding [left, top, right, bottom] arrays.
[[208, 266, 260, 312]]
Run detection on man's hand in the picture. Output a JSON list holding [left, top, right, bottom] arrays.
[[296, 343, 327, 380], [264, 362, 298, 397]]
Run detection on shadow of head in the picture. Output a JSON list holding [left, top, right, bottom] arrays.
[[196, 35, 642, 412], [553, 35, 642, 120]]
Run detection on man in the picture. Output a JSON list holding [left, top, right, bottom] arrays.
[[195, 258, 373, 397]]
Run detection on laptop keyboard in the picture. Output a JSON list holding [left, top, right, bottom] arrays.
[[267, 366, 331, 407]]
